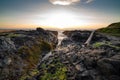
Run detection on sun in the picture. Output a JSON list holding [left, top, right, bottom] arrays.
[[54, 13, 75, 28], [44, 12, 77, 29], [46, 13, 67, 29], [33, 11, 90, 29]]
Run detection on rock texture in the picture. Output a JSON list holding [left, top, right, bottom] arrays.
[[0, 28, 58, 80], [36, 30, 120, 80], [0, 27, 120, 80]]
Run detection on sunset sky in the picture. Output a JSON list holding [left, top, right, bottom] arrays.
[[0, 0, 120, 30]]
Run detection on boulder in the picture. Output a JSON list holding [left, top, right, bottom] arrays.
[[36, 27, 45, 32], [71, 32, 90, 43], [97, 57, 120, 76], [0, 37, 16, 51]]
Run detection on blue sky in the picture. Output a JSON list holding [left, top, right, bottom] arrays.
[[0, 0, 120, 30]]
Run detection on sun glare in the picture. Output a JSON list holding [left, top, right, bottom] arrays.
[[33, 11, 92, 29], [45, 12, 76, 29]]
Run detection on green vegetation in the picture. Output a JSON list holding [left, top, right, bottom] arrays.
[[18, 40, 53, 79], [40, 59, 67, 80], [18, 45, 41, 69], [18, 40, 52, 69], [93, 41, 111, 48], [20, 74, 31, 80], [108, 22, 120, 28], [98, 28, 120, 37], [20, 69, 39, 80], [7, 33, 25, 38], [0, 32, 8, 36], [98, 22, 120, 37], [29, 69, 39, 76], [93, 41, 120, 49], [40, 41, 53, 51]]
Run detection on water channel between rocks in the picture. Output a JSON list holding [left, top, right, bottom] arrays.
[[41, 31, 67, 62]]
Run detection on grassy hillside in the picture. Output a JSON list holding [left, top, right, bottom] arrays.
[[108, 22, 120, 28], [98, 22, 120, 37]]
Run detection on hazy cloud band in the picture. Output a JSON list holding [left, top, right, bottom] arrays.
[[49, 0, 94, 5], [49, 0, 80, 5]]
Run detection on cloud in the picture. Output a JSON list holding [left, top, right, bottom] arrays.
[[49, 0, 80, 5], [85, 0, 94, 3]]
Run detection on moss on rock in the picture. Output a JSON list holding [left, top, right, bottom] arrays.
[[39, 58, 67, 80], [17, 40, 53, 79], [93, 41, 120, 50]]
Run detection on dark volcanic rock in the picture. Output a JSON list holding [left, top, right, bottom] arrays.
[[47, 30, 58, 37], [97, 56, 120, 77], [63, 30, 91, 44], [92, 32, 110, 43], [0, 28, 58, 80], [61, 38, 73, 47], [71, 32, 90, 43], [0, 28, 120, 80], [36, 27, 45, 33]]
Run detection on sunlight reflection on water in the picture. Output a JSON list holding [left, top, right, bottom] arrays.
[[57, 31, 67, 46]]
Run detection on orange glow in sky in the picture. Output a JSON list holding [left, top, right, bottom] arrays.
[[0, 0, 120, 30]]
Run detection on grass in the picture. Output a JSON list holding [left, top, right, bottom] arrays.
[[18, 41, 53, 69], [40, 40, 53, 52], [93, 41, 120, 50], [97, 22, 120, 37], [7, 33, 25, 38], [40, 59, 67, 80], [93, 41, 111, 48], [18, 40, 53, 79], [20, 69, 39, 80], [18, 45, 41, 69], [98, 28, 120, 37]]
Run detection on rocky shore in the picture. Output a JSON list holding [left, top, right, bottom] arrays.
[[0, 27, 120, 80], [0, 28, 58, 80], [36, 30, 120, 80]]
